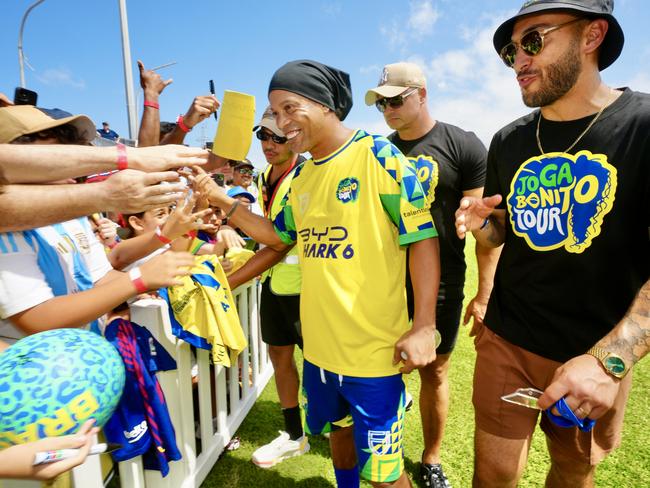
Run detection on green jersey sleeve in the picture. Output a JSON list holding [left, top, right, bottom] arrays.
[[272, 190, 297, 245], [370, 135, 437, 246]]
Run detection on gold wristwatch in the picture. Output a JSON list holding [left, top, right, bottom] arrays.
[[586, 347, 630, 379]]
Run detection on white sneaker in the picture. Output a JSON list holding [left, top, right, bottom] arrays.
[[251, 431, 310, 468]]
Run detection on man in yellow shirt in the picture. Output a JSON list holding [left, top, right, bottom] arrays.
[[197, 60, 440, 488], [229, 107, 308, 468]]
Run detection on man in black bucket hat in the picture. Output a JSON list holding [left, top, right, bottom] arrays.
[[493, 0, 624, 71], [456, 0, 650, 486]]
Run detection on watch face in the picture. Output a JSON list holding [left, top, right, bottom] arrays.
[[604, 356, 626, 376]]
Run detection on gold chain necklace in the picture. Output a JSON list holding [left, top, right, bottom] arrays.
[[536, 89, 616, 155]]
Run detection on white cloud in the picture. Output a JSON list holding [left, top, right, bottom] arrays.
[[36, 68, 85, 89], [321, 2, 342, 17], [380, 0, 441, 51], [359, 64, 381, 75], [380, 22, 406, 51], [369, 15, 530, 146], [408, 0, 440, 37]]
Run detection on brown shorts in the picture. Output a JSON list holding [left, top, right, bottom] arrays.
[[472, 326, 632, 465]]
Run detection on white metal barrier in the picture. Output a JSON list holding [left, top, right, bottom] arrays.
[[1, 281, 273, 488]]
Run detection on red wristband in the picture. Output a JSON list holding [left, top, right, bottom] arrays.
[[176, 114, 191, 133], [107, 241, 119, 250], [144, 100, 160, 109], [128, 267, 148, 294], [155, 226, 173, 244], [116, 143, 128, 170]]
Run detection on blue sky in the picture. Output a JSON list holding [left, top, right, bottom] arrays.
[[2, 0, 648, 167]]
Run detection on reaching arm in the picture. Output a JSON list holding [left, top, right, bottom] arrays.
[[0, 419, 99, 481], [460, 188, 503, 335], [136, 60, 173, 147], [204, 151, 230, 173], [193, 168, 289, 251], [393, 237, 440, 374], [228, 246, 291, 289], [160, 95, 219, 145], [108, 231, 167, 270], [8, 252, 194, 334], [110, 194, 212, 269], [0, 170, 186, 232], [455, 194, 505, 248], [539, 279, 650, 419], [0, 144, 207, 183]]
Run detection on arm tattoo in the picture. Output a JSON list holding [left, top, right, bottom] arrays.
[[599, 280, 650, 366]]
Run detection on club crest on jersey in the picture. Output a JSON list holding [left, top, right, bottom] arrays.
[[506, 150, 617, 254], [368, 430, 391, 456], [408, 155, 439, 207], [336, 177, 360, 203]]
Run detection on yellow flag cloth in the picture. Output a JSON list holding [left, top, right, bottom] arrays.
[[220, 247, 255, 275], [162, 255, 247, 366]]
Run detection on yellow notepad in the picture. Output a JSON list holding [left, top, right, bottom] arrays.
[[212, 90, 255, 161]]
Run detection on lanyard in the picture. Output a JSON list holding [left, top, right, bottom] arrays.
[[261, 158, 298, 218]]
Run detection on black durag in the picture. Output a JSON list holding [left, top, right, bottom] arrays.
[[268, 60, 353, 121]]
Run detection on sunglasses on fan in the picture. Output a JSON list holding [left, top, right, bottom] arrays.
[[375, 88, 418, 113], [256, 130, 288, 144], [499, 18, 584, 68]]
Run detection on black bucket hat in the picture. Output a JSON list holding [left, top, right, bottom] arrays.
[[493, 0, 624, 71]]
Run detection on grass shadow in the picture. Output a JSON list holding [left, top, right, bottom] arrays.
[[205, 452, 334, 487]]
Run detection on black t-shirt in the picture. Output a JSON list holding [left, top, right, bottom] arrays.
[[390, 121, 487, 292], [484, 88, 650, 362]]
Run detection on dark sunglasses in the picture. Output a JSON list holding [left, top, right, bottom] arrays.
[[256, 130, 287, 144], [237, 167, 254, 176], [375, 88, 418, 113], [499, 18, 584, 68]]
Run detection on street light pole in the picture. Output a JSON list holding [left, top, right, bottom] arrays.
[[18, 0, 46, 88], [117, 0, 138, 141]]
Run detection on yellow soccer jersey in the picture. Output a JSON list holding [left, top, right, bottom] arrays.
[[273, 130, 437, 376]]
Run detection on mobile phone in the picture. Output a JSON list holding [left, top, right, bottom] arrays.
[[501, 387, 544, 410], [211, 173, 225, 187], [14, 87, 38, 106]]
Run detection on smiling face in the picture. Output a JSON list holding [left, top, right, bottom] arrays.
[[511, 13, 586, 108], [232, 166, 253, 188], [269, 90, 330, 157]]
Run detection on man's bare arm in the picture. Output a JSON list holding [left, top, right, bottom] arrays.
[[192, 168, 289, 251], [393, 237, 440, 374], [136, 60, 173, 147], [598, 279, 650, 366], [0, 170, 185, 232], [0, 144, 208, 183], [539, 279, 650, 419]]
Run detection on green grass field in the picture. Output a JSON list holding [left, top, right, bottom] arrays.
[[204, 236, 650, 487]]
